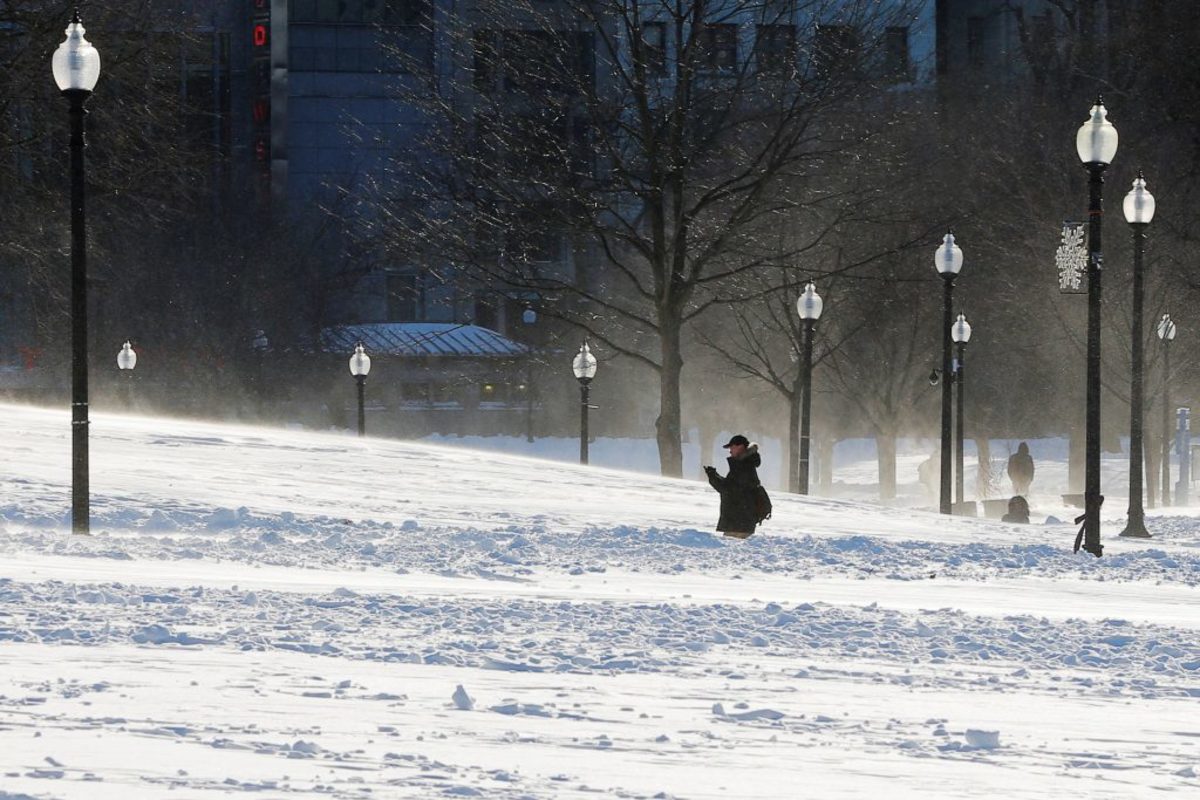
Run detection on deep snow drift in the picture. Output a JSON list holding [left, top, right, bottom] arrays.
[[1, 403, 1198, 799]]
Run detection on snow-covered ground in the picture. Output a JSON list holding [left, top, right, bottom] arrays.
[[1, 402, 1199, 799]]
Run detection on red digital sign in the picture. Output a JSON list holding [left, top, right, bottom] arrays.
[[252, 98, 269, 124], [250, 0, 273, 187]]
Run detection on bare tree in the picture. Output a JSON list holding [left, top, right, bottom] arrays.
[[355, 0, 926, 475]]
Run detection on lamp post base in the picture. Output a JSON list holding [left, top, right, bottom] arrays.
[[1118, 520, 1151, 538]]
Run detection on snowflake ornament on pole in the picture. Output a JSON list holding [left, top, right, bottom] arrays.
[[1057, 222, 1087, 294]]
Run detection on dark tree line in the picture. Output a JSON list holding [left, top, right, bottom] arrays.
[[1, 1, 330, 415], [354, 0, 926, 477], [6, 0, 1200, 474]]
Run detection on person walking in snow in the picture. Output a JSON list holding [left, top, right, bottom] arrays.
[[704, 434, 763, 539], [1007, 442, 1035, 496]]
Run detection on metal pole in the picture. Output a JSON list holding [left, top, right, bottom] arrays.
[[1121, 223, 1150, 537], [1079, 162, 1106, 557], [799, 319, 815, 495], [1162, 340, 1171, 506], [579, 379, 590, 464], [939, 275, 954, 514], [356, 375, 366, 437], [525, 361, 534, 443], [955, 341, 966, 507], [1176, 407, 1191, 504], [68, 89, 90, 535]]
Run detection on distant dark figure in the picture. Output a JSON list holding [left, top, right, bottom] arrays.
[[704, 435, 762, 539], [1001, 495, 1030, 524], [917, 450, 940, 500], [1007, 442, 1035, 496]]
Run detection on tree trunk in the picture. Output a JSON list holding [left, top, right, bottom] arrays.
[[817, 435, 834, 495], [656, 317, 684, 477], [974, 437, 992, 498], [1145, 428, 1160, 509], [698, 421, 719, 478], [877, 433, 896, 502], [788, 375, 801, 493]]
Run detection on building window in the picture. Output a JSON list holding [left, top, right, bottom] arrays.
[[642, 21, 666, 74], [386, 273, 420, 322], [814, 24, 859, 81], [400, 382, 430, 405], [755, 24, 795, 75], [883, 26, 910, 82], [524, 230, 561, 264], [967, 16, 985, 67], [289, 0, 432, 72], [473, 30, 496, 91], [473, 30, 594, 96], [696, 24, 737, 71], [430, 382, 458, 405], [290, 0, 430, 25], [1030, 12, 1055, 63], [474, 295, 498, 331]]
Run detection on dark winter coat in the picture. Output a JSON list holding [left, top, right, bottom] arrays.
[[1001, 495, 1030, 524], [1007, 443, 1035, 492], [705, 444, 762, 533]]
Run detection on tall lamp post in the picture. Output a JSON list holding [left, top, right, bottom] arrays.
[[522, 306, 537, 443], [1120, 173, 1155, 538], [572, 341, 597, 464], [1075, 97, 1119, 558], [796, 281, 823, 495], [117, 340, 136, 407], [53, 11, 101, 535], [1158, 313, 1177, 506], [935, 231, 964, 514], [951, 313, 972, 508], [349, 342, 371, 437]]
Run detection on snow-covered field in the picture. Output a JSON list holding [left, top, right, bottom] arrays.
[[1, 402, 1199, 799]]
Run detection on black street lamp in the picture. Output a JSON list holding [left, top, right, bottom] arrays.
[[796, 281, 823, 495], [53, 10, 101, 535], [572, 341, 597, 464], [1158, 313, 1177, 506], [951, 313, 972, 508], [522, 306, 537, 443], [1074, 97, 1119, 558], [117, 340, 136, 407], [934, 231, 964, 514], [1120, 173, 1156, 538], [348, 342, 371, 437]]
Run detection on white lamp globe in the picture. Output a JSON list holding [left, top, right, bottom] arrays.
[[1076, 98, 1118, 165], [1157, 314, 1177, 342], [117, 341, 136, 370], [349, 343, 372, 377], [796, 281, 823, 321], [572, 342, 597, 381], [51, 11, 101, 93], [951, 313, 972, 344], [934, 231, 963, 276], [522, 307, 537, 325], [1123, 172, 1156, 225]]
